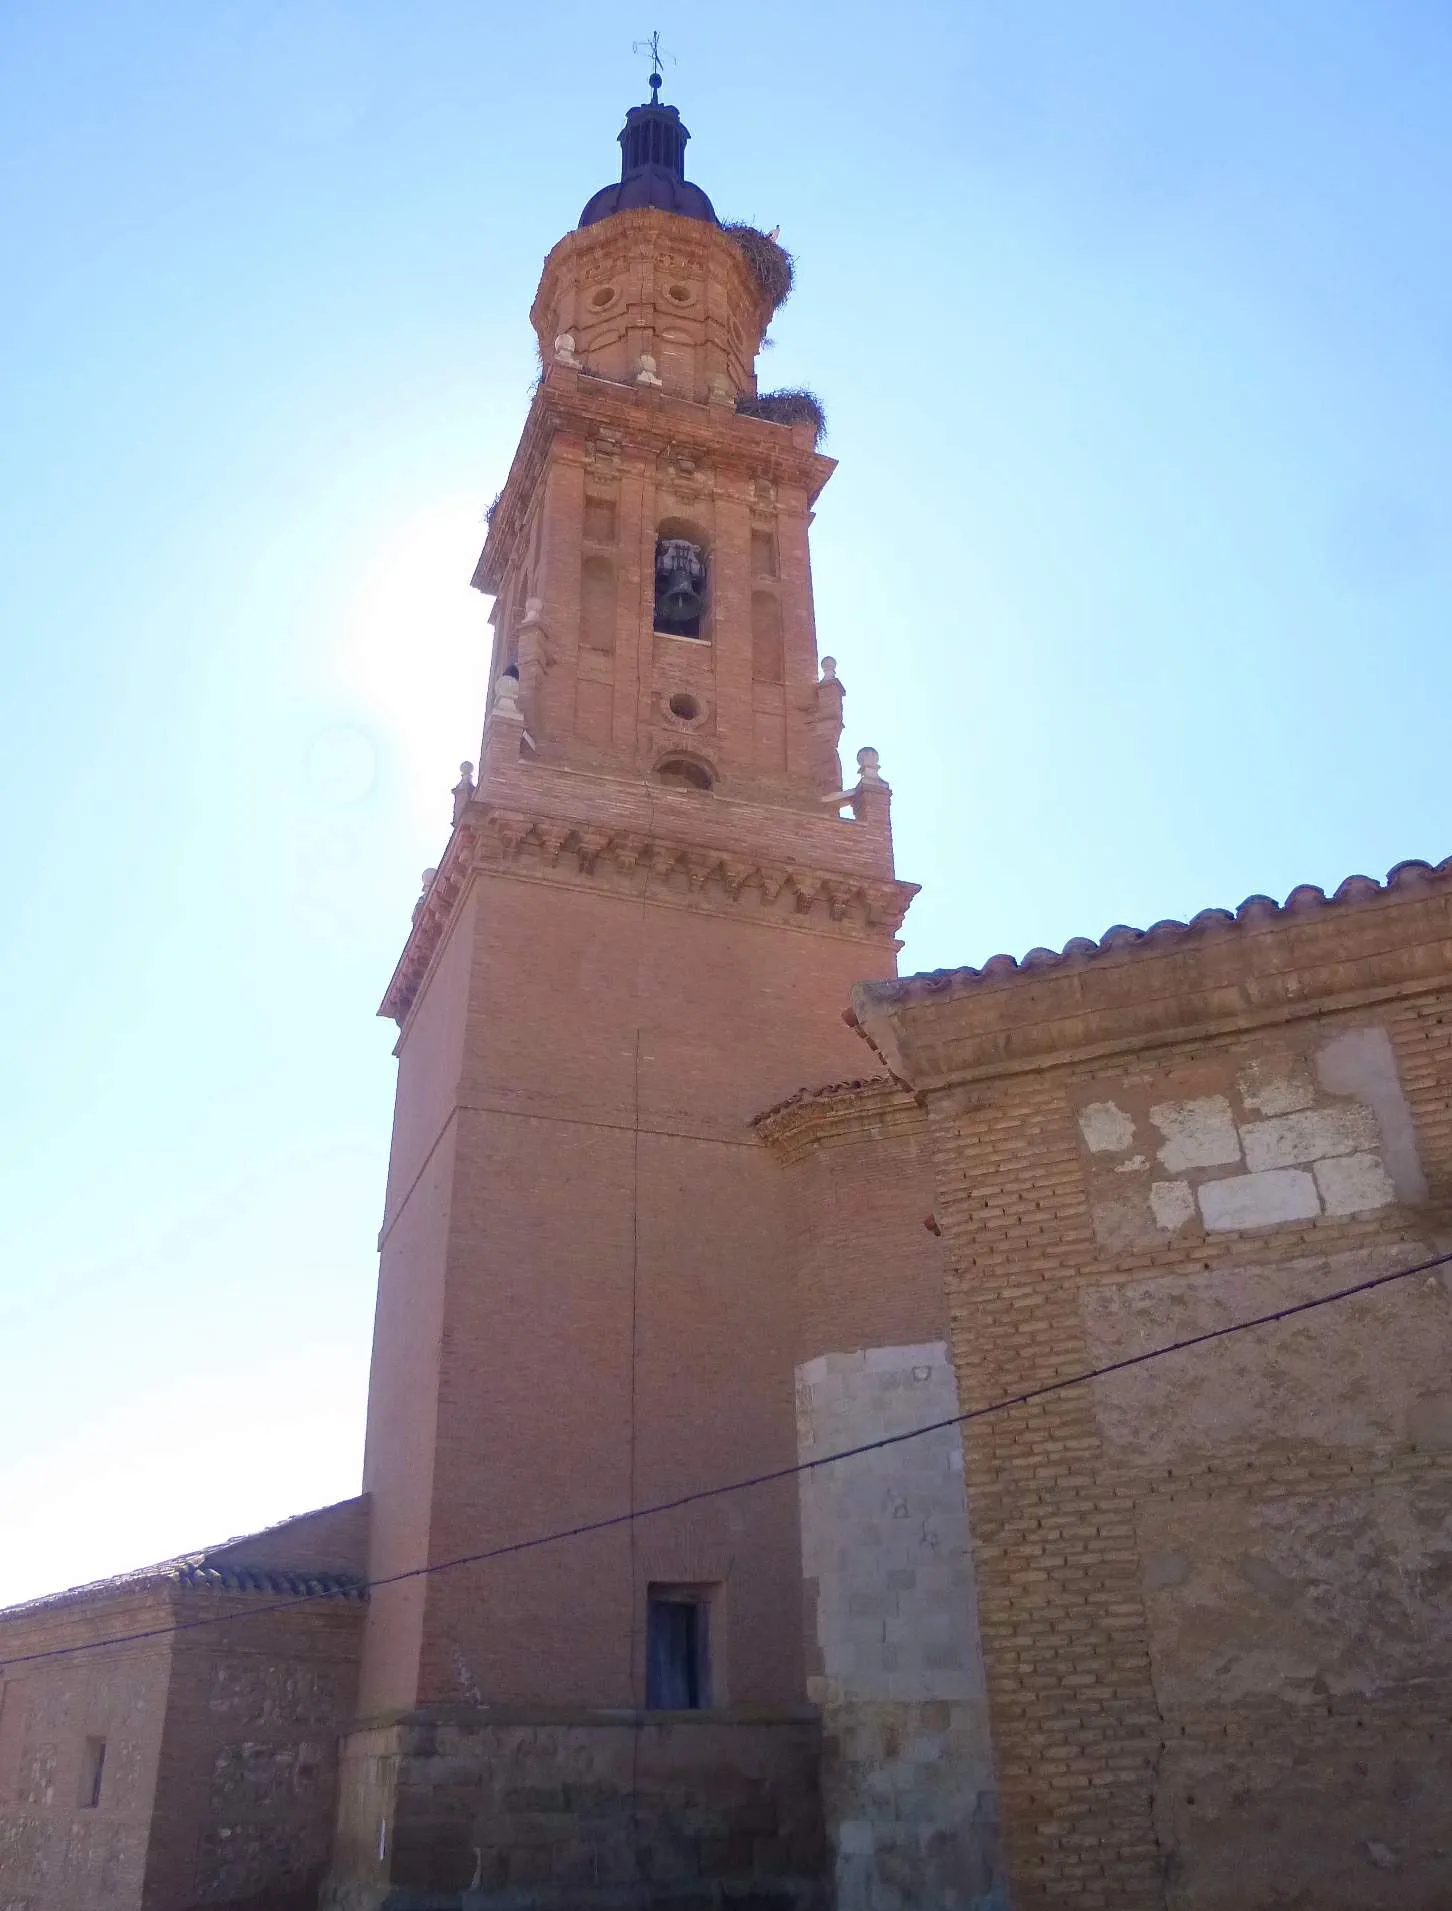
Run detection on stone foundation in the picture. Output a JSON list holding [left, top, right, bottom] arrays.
[[324, 1707, 826, 1910]]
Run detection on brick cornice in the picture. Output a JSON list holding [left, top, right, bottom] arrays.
[[751, 1075, 921, 1163], [473, 363, 834, 593], [382, 799, 917, 1027], [852, 861, 1452, 1093]]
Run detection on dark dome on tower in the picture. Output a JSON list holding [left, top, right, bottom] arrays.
[[578, 98, 717, 229]]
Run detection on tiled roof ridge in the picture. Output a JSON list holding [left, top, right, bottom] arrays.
[[171, 1563, 367, 1600], [751, 1074, 900, 1127], [0, 1560, 369, 1625], [868, 857, 1452, 1004], [0, 1505, 371, 1624]]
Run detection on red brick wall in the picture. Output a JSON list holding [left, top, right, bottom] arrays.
[[359, 894, 478, 1719], [373, 864, 900, 1716]]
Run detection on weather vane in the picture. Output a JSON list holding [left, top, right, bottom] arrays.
[[632, 30, 675, 105]]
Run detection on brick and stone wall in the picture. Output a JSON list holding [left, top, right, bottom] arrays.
[[0, 1499, 367, 1911], [856, 867, 1452, 1911], [142, 1595, 363, 1911], [0, 1592, 172, 1911], [757, 1080, 1007, 1911]]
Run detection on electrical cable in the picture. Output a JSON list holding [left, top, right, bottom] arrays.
[[4, 1241, 1448, 1671]]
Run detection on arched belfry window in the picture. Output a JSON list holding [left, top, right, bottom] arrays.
[[654, 535, 707, 638]]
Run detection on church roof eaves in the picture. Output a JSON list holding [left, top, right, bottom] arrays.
[[856, 858, 1452, 1015], [0, 1499, 371, 1626], [0, 1562, 368, 1627], [751, 1075, 899, 1127], [0, 1562, 368, 1626], [751, 1073, 923, 1161]]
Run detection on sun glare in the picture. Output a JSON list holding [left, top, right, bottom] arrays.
[[330, 496, 493, 831]]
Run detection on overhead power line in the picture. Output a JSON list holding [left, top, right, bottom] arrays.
[[4, 1244, 1447, 1672]]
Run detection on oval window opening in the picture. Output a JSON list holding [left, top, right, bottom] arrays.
[[669, 693, 700, 722]]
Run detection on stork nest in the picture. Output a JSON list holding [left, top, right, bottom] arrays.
[[735, 387, 827, 447], [722, 222, 795, 313], [485, 490, 502, 527]]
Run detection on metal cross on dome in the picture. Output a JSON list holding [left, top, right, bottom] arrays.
[[632, 30, 675, 104]]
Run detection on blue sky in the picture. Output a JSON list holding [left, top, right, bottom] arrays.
[[2, 1, 1450, 1606]]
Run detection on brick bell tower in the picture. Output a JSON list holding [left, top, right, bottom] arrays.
[[330, 79, 916, 1905]]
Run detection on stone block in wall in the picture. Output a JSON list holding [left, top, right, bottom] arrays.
[[1197, 1167, 1321, 1231], [1240, 1104, 1380, 1172]]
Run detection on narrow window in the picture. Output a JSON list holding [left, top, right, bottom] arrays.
[[646, 1589, 711, 1709], [79, 1737, 106, 1809]]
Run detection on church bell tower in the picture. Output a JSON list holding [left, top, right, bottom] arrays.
[[331, 79, 917, 1905]]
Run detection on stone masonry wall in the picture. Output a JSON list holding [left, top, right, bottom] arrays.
[[142, 1595, 364, 1911], [326, 1708, 825, 1910], [796, 1343, 1005, 1911]]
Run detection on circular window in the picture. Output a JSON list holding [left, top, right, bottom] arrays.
[[589, 285, 616, 311], [668, 692, 701, 722], [667, 282, 692, 305]]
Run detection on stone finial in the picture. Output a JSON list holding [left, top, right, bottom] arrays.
[[822, 745, 891, 821], [451, 760, 476, 823], [553, 332, 580, 366], [412, 866, 438, 922], [522, 596, 544, 626], [635, 353, 664, 387], [820, 655, 838, 683]]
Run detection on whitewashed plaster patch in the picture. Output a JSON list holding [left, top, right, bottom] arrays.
[[1151, 1096, 1241, 1173], [1198, 1169, 1321, 1232], [1149, 1180, 1196, 1232], [1078, 1019, 1421, 1249], [1314, 1151, 1397, 1215], [1316, 1025, 1428, 1205], [1079, 1100, 1136, 1153]]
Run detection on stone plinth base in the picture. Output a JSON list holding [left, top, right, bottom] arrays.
[[821, 1700, 1006, 1911], [323, 1705, 826, 1911]]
